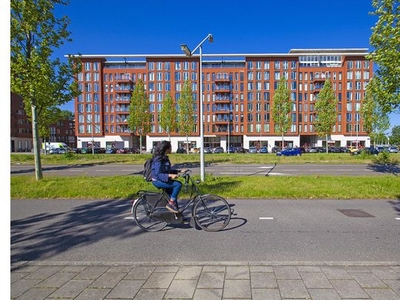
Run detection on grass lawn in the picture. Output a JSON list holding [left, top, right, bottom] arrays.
[[10, 152, 400, 200]]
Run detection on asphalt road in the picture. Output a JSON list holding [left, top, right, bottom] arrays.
[[10, 163, 400, 177], [11, 199, 400, 264]]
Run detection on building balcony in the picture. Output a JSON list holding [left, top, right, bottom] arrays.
[[214, 86, 231, 93], [214, 97, 231, 103], [214, 73, 230, 82], [115, 75, 133, 83], [214, 118, 230, 124]]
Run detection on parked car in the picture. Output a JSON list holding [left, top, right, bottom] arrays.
[[226, 146, 235, 153], [105, 148, 117, 154], [116, 148, 128, 154], [203, 147, 212, 154], [271, 146, 281, 153], [259, 147, 268, 154], [234, 147, 248, 153], [388, 146, 399, 153], [308, 147, 319, 153], [248, 146, 258, 154], [213, 147, 224, 153], [176, 147, 187, 154], [276, 147, 302, 156], [329, 147, 341, 153], [361, 147, 379, 155]]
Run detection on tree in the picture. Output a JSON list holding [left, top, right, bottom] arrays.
[[178, 80, 195, 154], [159, 92, 177, 141], [362, 80, 390, 146], [11, 0, 80, 180], [128, 79, 151, 153], [389, 125, 400, 145], [314, 79, 338, 153], [272, 77, 291, 148], [367, 0, 400, 114]]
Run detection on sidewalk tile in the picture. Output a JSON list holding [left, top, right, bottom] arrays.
[[24, 266, 62, 280], [48, 279, 92, 298], [277, 279, 309, 299], [251, 288, 281, 300], [133, 288, 166, 300], [193, 288, 222, 300], [174, 266, 202, 279], [11, 279, 42, 298], [154, 266, 179, 273], [125, 266, 155, 280], [105, 279, 145, 298], [225, 266, 250, 279], [330, 279, 370, 299], [383, 279, 400, 295], [197, 272, 225, 289], [202, 265, 226, 273], [365, 288, 400, 300], [164, 279, 197, 298], [35, 271, 77, 288], [297, 266, 321, 272], [274, 266, 301, 279], [250, 273, 278, 289], [321, 266, 352, 279], [351, 272, 388, 288], [250, 266, 274, 273], [74, 266, 109, 280], [142, 272, 175, 289], [223, 279, 251, 298], [13, 287, 56, 300], [300, 272, 332, 289], [75, 287, 111, 300], [308, 288, 341, 300], [370, 267, 400, 280], [89, 272, 126, 288]]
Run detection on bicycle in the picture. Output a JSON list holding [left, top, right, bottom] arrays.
[[131, 170, 233, 232]]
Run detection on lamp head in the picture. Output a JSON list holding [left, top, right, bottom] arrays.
[[208, 34, 213, 43], [180, 44, 192, 56]]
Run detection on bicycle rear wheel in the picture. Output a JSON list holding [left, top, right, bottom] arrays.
[[132, 197, 167, 232], [193, 194, 231, 232]]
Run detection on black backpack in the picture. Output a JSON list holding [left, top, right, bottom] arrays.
[[143, 158, 153, 181]]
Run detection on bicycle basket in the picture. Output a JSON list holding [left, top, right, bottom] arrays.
[[143, 192, 167, 208]]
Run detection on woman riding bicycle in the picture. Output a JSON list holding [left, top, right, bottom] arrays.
[[151, 141, 186, 213]]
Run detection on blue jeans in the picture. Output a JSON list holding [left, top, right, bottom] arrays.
[[152, 180, 182, 202]]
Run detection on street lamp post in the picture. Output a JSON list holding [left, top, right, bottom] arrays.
[[180, 34, 213, 182]]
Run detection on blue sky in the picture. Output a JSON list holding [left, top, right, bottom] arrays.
[[52, 0, 399, 133]]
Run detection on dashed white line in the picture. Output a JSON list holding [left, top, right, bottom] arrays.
[[124, 216, 134, 220], [396, 218, 400, 220], [259, 217, 274, 220]]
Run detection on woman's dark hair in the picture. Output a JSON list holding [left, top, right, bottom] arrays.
[[153, 140, 171, 158]]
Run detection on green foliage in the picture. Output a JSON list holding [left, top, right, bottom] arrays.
[[372, 151, 399, 165], [272, 77, 291, 145], [314, 79, 338, 141], [367, 0, 400, 113], [129, 79, 151, 151], [159, 92, 177, 139], [389, 125, 400, 145], [178, 80, 195, 146], [11, 0, 81, 180]]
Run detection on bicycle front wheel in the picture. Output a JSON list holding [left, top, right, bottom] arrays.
[[193, 194, 231, 232], [132, 197, 167, 232]]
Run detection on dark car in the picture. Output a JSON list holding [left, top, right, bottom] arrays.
[[259, 147, 268, 154], [203, 147, 212, 154], [276, 147, 302, 156], [362, 147, 379, 155], [271, 146, 281, 153], [226, 146, 235, 153], [176, 147, 186, 154], [213, 147, 224, 153], [234, 147, 248, 153], [116, 148, 128, 154]]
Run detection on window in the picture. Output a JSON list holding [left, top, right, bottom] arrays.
[[274, 61, 280, 70], [264, 61, 270, 69]]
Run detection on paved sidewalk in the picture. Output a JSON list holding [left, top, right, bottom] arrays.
[[11, 261, 400, 299]]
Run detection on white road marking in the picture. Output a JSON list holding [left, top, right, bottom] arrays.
[[396, 218, 400, 220], [259, 217, 274, 220], [124, 216, 134, 220]]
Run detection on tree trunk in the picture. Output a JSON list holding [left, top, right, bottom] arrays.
[[31, 105, 43, 180], [186, 135, 189, 154], [326, 134, 329, 153], [139, 134, 143, 154]]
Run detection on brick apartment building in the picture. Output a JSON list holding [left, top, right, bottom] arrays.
[[10, 92, 77, 152], [74, 48, 372, 152]]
